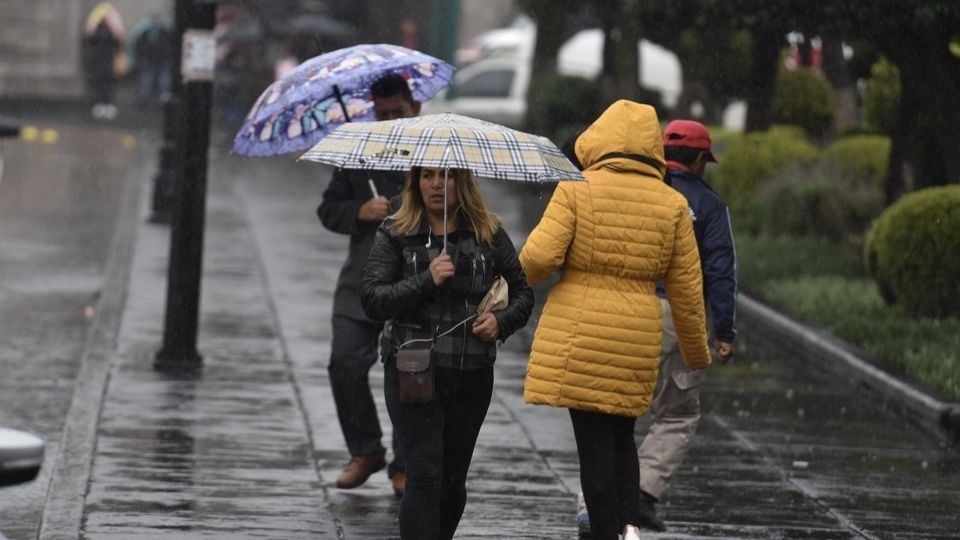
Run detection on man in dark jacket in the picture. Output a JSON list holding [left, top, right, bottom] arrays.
[[316, 73, 420, 496], [637, 120, 737, 530]]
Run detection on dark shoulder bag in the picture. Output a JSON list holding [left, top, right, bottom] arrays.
[[396, 339, 434, 403]]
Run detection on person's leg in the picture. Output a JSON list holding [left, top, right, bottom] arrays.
[[612, 414, 641, 531], [385, 358, 444, 540], [569, 408, 620, 540], [137, 67, 154, 105], [329, 316, 386, 487], [437, 367, 494, 540], [638, 300, 704, 499]]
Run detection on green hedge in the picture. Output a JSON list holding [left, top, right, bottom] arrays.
[[863, 57, 900, 133], [711, 126, 819, 232], [771, 67, 836, 137], [821, 135, 890, 192], [865, 185, 960, 317]]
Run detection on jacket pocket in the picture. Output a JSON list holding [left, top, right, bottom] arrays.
[[671, 368, 707, 390]]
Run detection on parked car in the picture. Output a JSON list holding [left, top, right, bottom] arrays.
[[0, 118, 18, 183], [0, 428, 44, 487]]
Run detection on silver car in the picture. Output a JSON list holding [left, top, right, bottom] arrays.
[[0, 428, 43, 487]]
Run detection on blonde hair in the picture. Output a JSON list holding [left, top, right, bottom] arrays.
[[389, 167, 501, 246]]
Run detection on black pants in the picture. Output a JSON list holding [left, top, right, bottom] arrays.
[[569, 408, 641, 540], [385, 360, 494, 540], [329, 316, 403, 475]]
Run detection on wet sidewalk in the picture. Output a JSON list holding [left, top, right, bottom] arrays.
[[38, 149, 960, 539]]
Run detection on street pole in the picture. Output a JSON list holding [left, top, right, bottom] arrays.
[[155, 0, 218, 372], [148, 0, 190, 224]]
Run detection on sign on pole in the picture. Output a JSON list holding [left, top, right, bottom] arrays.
[[181, 30, 216, 82]]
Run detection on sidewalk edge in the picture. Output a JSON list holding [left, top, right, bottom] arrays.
[[739, 294, 960, 448], [36, 164, 144, 539]]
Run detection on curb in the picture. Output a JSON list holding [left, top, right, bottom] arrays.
[[36, 160, 145, 539], [738, 294, 960, 448]]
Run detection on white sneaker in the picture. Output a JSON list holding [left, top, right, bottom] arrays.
[[576, 492, 590, 537], [622, 524, 642, 540]]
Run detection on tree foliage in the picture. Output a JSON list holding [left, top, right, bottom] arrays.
[[771, 66, 836, 137], [518, 0, 960, 198]]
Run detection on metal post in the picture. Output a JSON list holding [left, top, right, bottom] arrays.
[[148, 0, 190, 224], [155, 0, 217, 371]]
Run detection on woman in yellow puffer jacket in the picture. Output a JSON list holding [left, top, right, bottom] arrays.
[[520, 100, 710, 540]]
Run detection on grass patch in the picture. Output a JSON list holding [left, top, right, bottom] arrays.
[[739, 235, 960, 399]]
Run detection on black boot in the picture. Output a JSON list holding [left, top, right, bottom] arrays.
[[638, 490, 666, 531]]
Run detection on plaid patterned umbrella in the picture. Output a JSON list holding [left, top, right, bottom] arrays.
[[298, 113, 584, 182]]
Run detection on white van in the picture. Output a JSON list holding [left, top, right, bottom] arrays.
[[423, 21, 683, 129]]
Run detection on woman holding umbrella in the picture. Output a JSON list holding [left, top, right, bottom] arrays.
[[361, 165, 533, 540]]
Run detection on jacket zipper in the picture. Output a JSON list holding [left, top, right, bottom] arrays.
[[463, 256, 476, 369]]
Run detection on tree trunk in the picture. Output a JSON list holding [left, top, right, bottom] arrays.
[[744, 28, 781, 132], [524, 3, 571, 129], [883, 69, 916, 205], [615, 18, 640, 103], [821, 37, 857, 133], [596, 0, 620, 106]]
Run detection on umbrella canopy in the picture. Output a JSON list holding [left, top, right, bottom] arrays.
[[233, 44, 455, 157], [299, 113, 584, 183], [84, 2, 126, 41]]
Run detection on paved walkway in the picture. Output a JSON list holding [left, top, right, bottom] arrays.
[[33, 148, 960, 539]]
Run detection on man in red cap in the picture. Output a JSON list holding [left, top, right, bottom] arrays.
[[636, 119, 737, 531]]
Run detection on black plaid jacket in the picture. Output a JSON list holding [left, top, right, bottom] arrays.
[[361, 218, 534, 370]]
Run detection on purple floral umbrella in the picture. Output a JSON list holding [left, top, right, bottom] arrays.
[[233, 43, 455, 157]]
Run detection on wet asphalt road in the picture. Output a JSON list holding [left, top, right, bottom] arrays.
[[0, 114, 957, 539], [0, 114, 154, 540]]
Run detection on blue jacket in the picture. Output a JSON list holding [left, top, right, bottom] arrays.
[[660, 166, 737, 343]]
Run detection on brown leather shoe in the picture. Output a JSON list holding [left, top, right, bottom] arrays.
[[390, 471, 406, 497], [335, 455, 386, 489]]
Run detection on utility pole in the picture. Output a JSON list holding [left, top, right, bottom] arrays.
[[148, 0, 190, 224], [155, 0, 218, 372]]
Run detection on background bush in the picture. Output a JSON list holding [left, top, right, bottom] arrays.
[[756, 166, 881, 242], [864, 185, 960, 317], [821, 135, 890, 192], [863, 57, 901, 133], [771, 67, 837, 137], [529, 74, 602, 142], [710, 126, 819, 233]]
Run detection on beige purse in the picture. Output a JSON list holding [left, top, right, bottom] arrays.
[[478, 276, 508, 315]]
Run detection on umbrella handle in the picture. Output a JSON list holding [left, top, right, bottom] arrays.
[[333, 84, 351, 123], [442, 146, 452, 249]]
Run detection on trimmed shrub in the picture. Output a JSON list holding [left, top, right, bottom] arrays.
[[862, 57, 900, 133], [529, 74, 602, 141], [864, 185, 960, 317], [821, 135, 890, 192], [756, 164, 881, 242], [710, 126, 819, 233], [757, 173, 839, 238], [771, 67, 836, 137]]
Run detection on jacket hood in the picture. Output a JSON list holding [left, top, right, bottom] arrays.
[[576, 100, 665, 179]]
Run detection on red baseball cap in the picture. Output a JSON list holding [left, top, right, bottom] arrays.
[[663, 120, 717, 163]]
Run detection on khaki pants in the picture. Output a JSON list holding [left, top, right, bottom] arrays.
[[637, 299, 706, 499]]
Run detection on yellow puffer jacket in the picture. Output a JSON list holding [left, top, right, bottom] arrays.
[[520, 100, 710, 417]]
